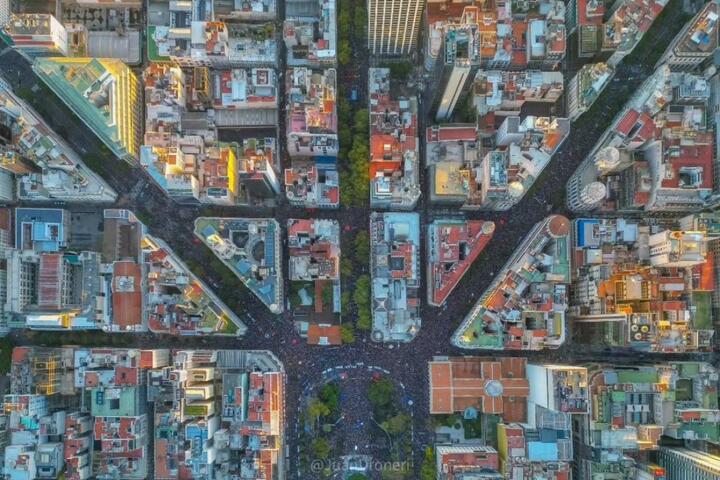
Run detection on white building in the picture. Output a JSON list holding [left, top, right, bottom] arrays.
[[648, 230, 707, 268], [3, 14, 68, 57]]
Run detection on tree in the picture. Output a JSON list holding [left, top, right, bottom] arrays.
[[310, 437, 331, 460], [381, 467, 408, 480], [338, 39, 352, 66], [341, 291, 351, 312], [340, 323, 355, 344], [307, 399, 330, 428], [352, 4, 367, 41], [386, 61, 413, 81], [383, 414, 411, 436], [346, 135, 370, 207], [321, 282, 334, 307], [340, 258, 353, 279], [353, 108, 369, 137], [348, 474, 368, 480], [357, 306, 372, 331], [457, 92, 477, 123], [337, 97, 352, 125], [340, 171, 355, 206], [339, 125, 353, 151], [353, 230, 370, 264], [319, 383, 341, 414], [337, 11, 352, 41], [353, 275, 371, 308], [367, 378, 395, 409], [420, 447, 436, 480]]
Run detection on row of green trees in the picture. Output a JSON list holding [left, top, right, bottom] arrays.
[[339, 105, 371, 207], [303, 382, 342, 473], [340, 230, 371, 331], [368, 378, 415, 479], [337, 0, 367, 66], [335, 0, 370, 208]]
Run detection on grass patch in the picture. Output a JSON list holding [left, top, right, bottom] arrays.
[[692, 291, 712, 330], [218, 317, 239, 335]]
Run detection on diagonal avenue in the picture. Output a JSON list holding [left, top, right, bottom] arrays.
[[0, 3, 713, 477]]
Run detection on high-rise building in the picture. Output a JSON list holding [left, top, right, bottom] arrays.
[[658, 448, 720, 480], [0, 0, 9, 29], [33, 58, 142, 163], [0, 82, 117, 202], [648, 230, 707, 268], [367, 0, 424, 56], [432, 6, 484, 121], [3, 14, 68, 57], [236, 138, 281, 200], [657, 1, 719, 71], [566, 66, 714, 214], [566, 63, 613, 121]]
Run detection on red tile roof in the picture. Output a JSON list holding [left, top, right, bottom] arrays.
[[616, 109, 640, 136], [429, 357, 529, 422], [112, 261, 143, 330], [307, 324, 342, 345]]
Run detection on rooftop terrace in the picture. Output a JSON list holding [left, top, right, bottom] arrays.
[[452, 215, 571, 350], [194, 217, 283, 313]]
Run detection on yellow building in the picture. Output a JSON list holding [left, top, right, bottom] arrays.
[[33, 57, 142, 162]]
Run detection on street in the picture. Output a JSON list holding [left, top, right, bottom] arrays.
[[0, 3, 712, 478]]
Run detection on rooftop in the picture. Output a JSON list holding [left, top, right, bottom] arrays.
[[284, 0, 336, 66], [429, 356, 529, 423], [426, 2, 566, 69], [370, 212, 421, 343], [213, 0, 276, 20], [570, 63, 613, 117], [368, 68, 420, 209], [111, 260, 144, 332], [287, 218, 340, 281], [147, 20, 277, 66], [578, 0, 667, 57], [32, 57, 141, 161], [453, 215, 571, 350], [427, 219, 495, 306], [0, 83, 117, 202], [674, 1, 719, 55], [472, 70, 564, 117], [15, 208, 66, 253], [212, 68, 277, 109], [585, 362, 720, 451], [142, 233, 246, 336], [284, 162, 339, 208], [194, 217, 283, 313], [287, 67, 337, 135], [426, 116, 569, 210], [307, 323, 341, 345], [570, 217, 715, 352], [568, 67, 714, 213]]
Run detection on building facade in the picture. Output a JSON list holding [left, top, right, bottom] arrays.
[[367, 0, 423, 56]]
